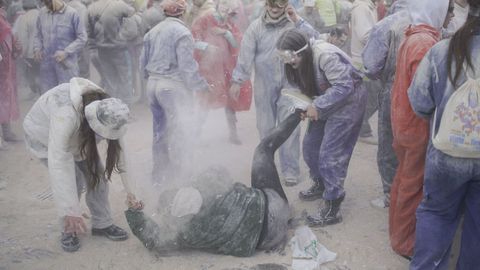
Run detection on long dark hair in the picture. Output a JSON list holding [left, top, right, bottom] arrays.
[[447, 1, 480, 86], [79, 91, 122, 190], [276, 29, 317, 98]]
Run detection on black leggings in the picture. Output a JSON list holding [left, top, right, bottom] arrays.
[[251, 109, 302, 201]]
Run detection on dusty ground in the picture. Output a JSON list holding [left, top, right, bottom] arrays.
[[0, 98, 410, 270]]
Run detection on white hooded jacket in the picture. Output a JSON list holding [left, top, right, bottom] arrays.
[[350, 0, 378, 65], [23, 78, 132, 218], [408, 0, 450, 30]]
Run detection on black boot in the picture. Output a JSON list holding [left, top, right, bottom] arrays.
[[306, 195, 344, 227], [298, 181, 325, 201]]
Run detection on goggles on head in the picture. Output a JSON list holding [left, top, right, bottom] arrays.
[[276, 43, 309, 63], [267, 0, 289, 8]]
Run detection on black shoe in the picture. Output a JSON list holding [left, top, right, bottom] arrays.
[[92, 224, 128, 241], [61, 232, 80, 252], [299, 182, 325, 201], [401, 255, 412, 261], [306, 195, 344, 227]]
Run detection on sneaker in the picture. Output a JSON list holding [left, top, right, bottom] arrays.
[[92, 224, 128, 241], [298, 182, 325, 201], [61, 232, 80, 252], [357, 135, 378, 145], [370, 197, 389, 209], [281, 88, 312, 111], [284, 176, 298, 187]]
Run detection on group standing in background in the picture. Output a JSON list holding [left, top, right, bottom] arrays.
[[0, 0, 479, 268]]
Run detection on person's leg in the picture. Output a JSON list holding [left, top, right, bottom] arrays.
[[79, 160, 129, 240], [307, 85, 366, 227], [147, 80, 174, 185], [97, 48, 127, 100], [253, 79, 277, 140], [359, 79, 381, 141], [55, 55, 78, 84], [225, 107, 241, 145], [78, 48, 91, 79], [77, 161, 113, 229], [299, 119, 326, 201], [389, 138, 427, 257], [277, 97, 301, 185], [251, 109, 302, 201], [375, 83, 398, 207], [411, 147, 470, 269], [39, 60, 58, 94], [456, 176, 480, 269]]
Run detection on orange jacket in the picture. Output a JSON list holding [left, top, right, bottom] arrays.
[[391, 24, 440, 144]]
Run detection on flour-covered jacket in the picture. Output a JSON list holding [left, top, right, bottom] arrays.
[[311, 40, 364, 117], [23, 78, 131, 218], [362, 8, 410, 87], [87, 0, 135, 49], [232, 12, 319, 92], [33, 5, 87, 61], [140, 17, 209, 92], [12, 9, 40, 59], [386, 0, 408, 17], [350, 0, 377, 65], [408, 35, 480, 139]]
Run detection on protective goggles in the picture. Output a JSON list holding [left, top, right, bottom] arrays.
[[276, 43, 309, 63], [267, 0, 289, 8]]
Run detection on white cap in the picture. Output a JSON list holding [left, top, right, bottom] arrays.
[[85, 98, 130, 140], [171, 187, 203, 217]]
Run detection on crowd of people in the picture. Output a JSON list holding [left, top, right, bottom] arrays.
[[1, 0, 479, 268]]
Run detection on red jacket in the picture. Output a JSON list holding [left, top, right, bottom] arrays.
[[391, 24, 440, 144]]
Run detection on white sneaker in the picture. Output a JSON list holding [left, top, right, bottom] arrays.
[[281, 88, 312, 111], [370, 197, 389, 209]]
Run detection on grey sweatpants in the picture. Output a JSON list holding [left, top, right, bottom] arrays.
[[42, 159, 113, 230]]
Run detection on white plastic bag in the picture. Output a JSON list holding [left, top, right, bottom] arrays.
[[290, 226, 336, 270]]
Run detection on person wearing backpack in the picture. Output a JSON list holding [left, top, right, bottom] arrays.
[[407, 1, 480, 268], [388, 0, 454, 259]]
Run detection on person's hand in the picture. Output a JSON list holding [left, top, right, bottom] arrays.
[[211, 27, 227, 35], [229, 83, 241, 101], [54, 50, 67, 63], [126, 193, 144, 210], [300, 111, 307, 121], [64, 215, 87, 235], [286, 4, 299, 23], [305, 105, 319, 121], [33, 50, 43, 62]]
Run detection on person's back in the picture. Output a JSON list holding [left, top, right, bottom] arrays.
[[88, 0, 135, 49], [141, 17, 202, 88], [350, 0, 377, 66], [363, 8, 410, 88], [407, 2, 480, 268], [12, 3, 39, 60], [23, 83, 78, 158], [389, 0, 452, 258]]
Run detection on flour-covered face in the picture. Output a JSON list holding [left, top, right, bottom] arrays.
[[266, 1, 287, 19], [277, 43, 308, 69]]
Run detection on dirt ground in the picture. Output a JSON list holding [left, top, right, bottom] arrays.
[[0, 97, 411, 270]]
